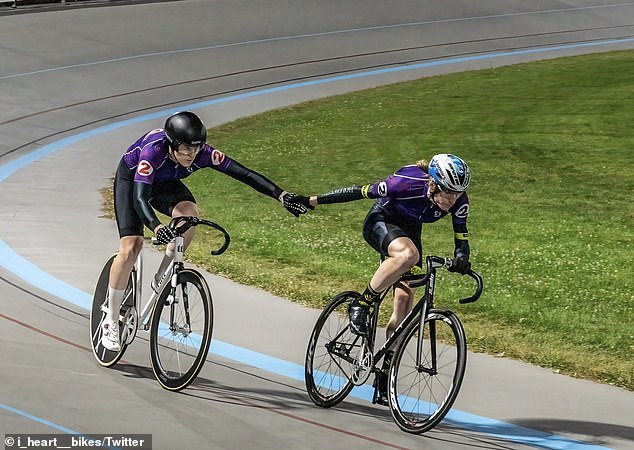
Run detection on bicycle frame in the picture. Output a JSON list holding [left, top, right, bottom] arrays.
[[369, 258, 439, 370], [131, 235, 185, 331], [127, 216, 230, 333], [370, 256, 481, 371]]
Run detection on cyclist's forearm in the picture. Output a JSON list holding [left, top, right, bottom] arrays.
[[133, 182, 161, 231], [453, 224, 470, 258], [315, 185, 365, 204], [224, 160, 283, 199]]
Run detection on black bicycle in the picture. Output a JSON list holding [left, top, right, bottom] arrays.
[[305, 255, 483, 433]]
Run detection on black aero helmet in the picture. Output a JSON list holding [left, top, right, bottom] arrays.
[[164, 111, 207, 149]]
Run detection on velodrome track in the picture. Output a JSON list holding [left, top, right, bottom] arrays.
[[1, 1, 634, 449]]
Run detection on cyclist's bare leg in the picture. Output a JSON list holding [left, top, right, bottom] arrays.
[[387, 282, 415, 339], [172, 201, 199, 248], [375, 280, 415, 403], [369, 237, 419, 293], [154, 201, 199, 282], [108, 236, 143, 320]]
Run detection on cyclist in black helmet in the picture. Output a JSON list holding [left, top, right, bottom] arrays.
[[102, 111, 308, 351]]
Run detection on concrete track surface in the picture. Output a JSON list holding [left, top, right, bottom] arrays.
[[1, 1, 634, 449]]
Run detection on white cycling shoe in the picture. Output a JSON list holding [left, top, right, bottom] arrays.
[[101, 317, 121, 352]]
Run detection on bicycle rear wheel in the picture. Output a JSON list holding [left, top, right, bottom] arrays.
[[389, 309, 467, 434], [305, 291, 363, 408], [149, 269, 213, 391], [90, 254, 136, 367]]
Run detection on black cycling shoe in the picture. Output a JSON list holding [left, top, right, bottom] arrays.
[[348, 300, 370, 336], [372, 371, 389, 406]]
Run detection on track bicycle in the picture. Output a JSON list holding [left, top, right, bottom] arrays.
[[305, 255, 483, 433], [90, 216, 230, 391]]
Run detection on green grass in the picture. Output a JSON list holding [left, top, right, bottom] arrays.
[[142, 50, 634, 390]]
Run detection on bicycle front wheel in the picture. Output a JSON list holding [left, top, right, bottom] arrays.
[[389, 309, 467, 434], [149, 269, 213, 391], [305, 291, 361, 408]]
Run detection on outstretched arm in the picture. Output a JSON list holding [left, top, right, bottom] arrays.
[[224, 159, 283, 199], [316, 185, 365, 204], [299, 184, 374, 209], [223, 159, 308, 217]]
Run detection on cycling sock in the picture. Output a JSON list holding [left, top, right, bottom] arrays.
[[359, 284, 380, 306], [107, 286, 125, 323]]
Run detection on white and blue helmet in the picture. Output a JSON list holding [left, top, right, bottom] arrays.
[[428, 153, 471, 192]]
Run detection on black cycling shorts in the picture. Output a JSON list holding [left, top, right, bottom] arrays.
[[113, 159, 196, 238], [362, 202, 423, 267]]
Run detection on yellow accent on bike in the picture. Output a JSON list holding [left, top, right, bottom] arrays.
[[361, 184, 370, 198], [405, 265, 425, 276], [454, 232, 469, 240]]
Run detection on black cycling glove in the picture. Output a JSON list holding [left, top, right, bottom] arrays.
[[279, 191, 309, 217], [449, 254, 471, 274], [294, 195, 315, 210], [155, 226, 176, 245]]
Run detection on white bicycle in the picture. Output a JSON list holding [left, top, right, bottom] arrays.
[[90, 216, 230, 391]]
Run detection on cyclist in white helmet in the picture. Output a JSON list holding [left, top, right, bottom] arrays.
[[297, 153, 472, 405]]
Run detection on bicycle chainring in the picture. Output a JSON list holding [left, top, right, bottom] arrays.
[[350, 341, 373, 386]]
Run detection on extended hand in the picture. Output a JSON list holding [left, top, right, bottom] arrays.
[[279, 191, 310, 217], [294, 195, 315, 210]]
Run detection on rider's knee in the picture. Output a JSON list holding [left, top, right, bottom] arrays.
[[118, 237, 143, 261], [393, 288, 412, 304], [173, 201, 199, 218], [396, 246, 419, 268], [393, 292, 413, 315]]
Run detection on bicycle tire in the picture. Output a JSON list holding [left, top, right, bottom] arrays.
[[90, 254, 136, 367], [305, 291, 360, 408], [149, 269, 213, 391], [388, 308, 467, 434]]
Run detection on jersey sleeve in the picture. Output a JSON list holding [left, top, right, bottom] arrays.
[[195, 144, 233, 172], [450, 193, 470, 257], [449, 192, 470, 227], [133, 142, 161, 184], [364, 173, 416, 199], [316, 172, 417, 204]]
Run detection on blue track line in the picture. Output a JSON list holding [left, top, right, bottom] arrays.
[[3, 39, 631, 449], [0, 404, 119, 450]]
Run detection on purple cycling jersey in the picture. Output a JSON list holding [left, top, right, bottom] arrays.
[[122, 128, 233, 184], [366, 165, 469, 226]]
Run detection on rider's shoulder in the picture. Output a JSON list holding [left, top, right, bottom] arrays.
[[389, 165, 430, 188], [393, 164, 427, 178], [136, 129, 168, 151]]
